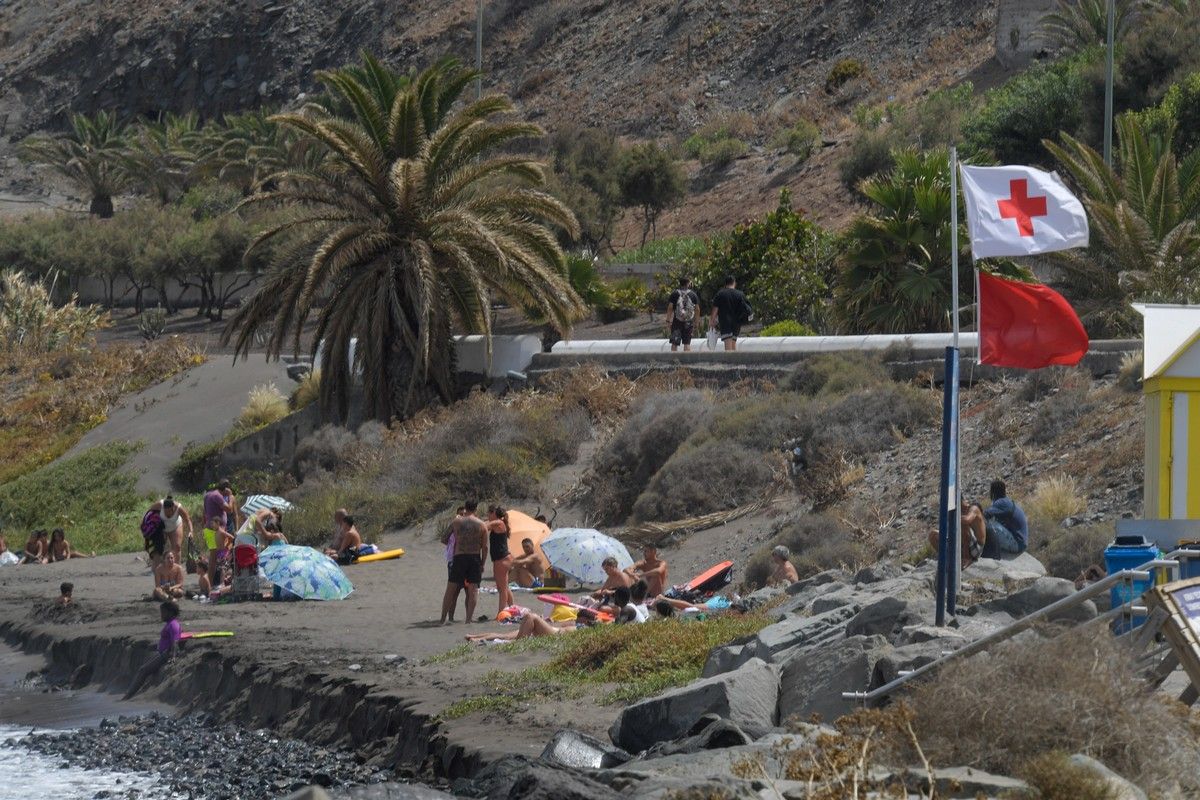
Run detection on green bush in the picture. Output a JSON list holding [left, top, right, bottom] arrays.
[[1133, 71, 1200, 155], [826, 58, 867, 92], [631, 441, 776, 522], [685, 189, 837, 328], [962, 52, 1091, 164], [617, 142, 687, 246], [598, 276, 650, 322], [759, 320, 815, 337], [609, 236, 707, 265], [772, 119, 821, 160], [838, 126, 898, 192], [1027, 520, 1112, 581], [1119, 5, 1200, 112], [137, 307, 167, 341], [782, 352, 884, 397], [902, 83, 975, 148]]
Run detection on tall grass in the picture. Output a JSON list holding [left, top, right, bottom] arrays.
[[1027, 473, 1086, 523], [608, 236, 707, 265], [238, 383, 289, 429]]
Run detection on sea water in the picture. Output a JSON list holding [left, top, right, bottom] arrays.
[[0, 724, 165, 800]]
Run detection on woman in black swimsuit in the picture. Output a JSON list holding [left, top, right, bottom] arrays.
[[487, 506, 514, 618]]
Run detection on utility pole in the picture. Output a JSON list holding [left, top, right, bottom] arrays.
[[476, 0, 483, 99], [1103, 0, 1115, 166]]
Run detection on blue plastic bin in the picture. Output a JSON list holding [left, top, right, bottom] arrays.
[[1104, 539, 1159, 632], [1179, 540, 1200, 580]]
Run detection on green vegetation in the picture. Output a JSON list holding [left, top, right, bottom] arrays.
[[1039, 0, 1140, 53], [1045, 114, 1200, 336], [20, 111, 128, 218], [441, 613, 772, 719], [681, 189, 836, 328], [597, 276, 651, 322], [0, 270, 106, 353], [616, 142, 688, 246], [759, 320, 815, 337], [0, 441, 203, 555], [825, 58, 867, 92], [224, 56, 583, 425], [609, 236, 707, 265], [546, 126, 624, 253], [683, 114, 754, 169], [771, 119, 821, 161]]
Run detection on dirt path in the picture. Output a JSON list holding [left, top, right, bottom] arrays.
[[62, 355, 293, 494]]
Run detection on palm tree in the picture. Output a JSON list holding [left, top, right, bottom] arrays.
[[189, 109, 326, 195], [223, 56, 584, 422], [1044, 115, 1200, 333], [1039, 0, 1146, 51], [836, 149, 969, 333], [121, 111, 200, 204], [19, 111, 129, 217]]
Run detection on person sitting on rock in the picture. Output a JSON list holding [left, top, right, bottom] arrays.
[[591, 557, 633, 602], [767, 545, 799, 586], [153, 551, 186, 601], [982, 479, 1027, 558], [510, 538, 546, 588], [926, 500, 986, 569]]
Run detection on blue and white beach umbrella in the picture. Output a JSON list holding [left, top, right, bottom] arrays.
[[257, 545, 353, 601], [241, 494, 294, 516], [541, 528, 634, 586]]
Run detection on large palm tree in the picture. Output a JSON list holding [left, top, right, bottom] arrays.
[[224, 56, 584, 422], [20, 111, 129, 217], [121, 111, 200, 204], [1044, 115, 1200, 333], [836, 149, 969, 333]]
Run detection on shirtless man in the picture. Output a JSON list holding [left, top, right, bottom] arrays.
[[625, 545, 669, 597], [438, 508, 467, 624], [153, 551, 186, 601], [510, 538, 546, 588], [767, 545, 799, 587], [447, 501, 488, 624], [326, 514, 362, 564], [591, 556, 633, 601]]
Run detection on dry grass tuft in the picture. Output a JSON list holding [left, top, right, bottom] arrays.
[[237, 383, 290, 430], [907, 629, 1200, 794], [1027, 473, 1086, 524], [290, 368, 321, 410], [1117, 352, 1143, 393], [1012, 751, 1120, 800]]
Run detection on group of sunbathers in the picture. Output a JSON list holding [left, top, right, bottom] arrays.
[[1, 529, 94, 565]]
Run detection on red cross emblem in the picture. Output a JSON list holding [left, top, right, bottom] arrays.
[[997, 179, 1047, 237]]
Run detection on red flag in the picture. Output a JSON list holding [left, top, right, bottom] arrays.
[[978, 272, 1088, 369]]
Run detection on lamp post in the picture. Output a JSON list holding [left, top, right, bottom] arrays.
[[476, 0, 483, 99], [1103, 0, 1115, 166]]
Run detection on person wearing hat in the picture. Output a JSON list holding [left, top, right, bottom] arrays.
[[768, 545, 799, 587]]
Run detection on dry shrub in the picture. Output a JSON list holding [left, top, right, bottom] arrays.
[[1027, 520, 1113, 581], [290, 369, 321, 410], [630, 440, 777, 522], [1013, 752, 1120, 800], [537, 364, 636, 422], [1027, 473, 1086, 524], [237, 383, 289, 430], [585, 390, 711, 523], [1027, 385, 1095, 444], [782, 352, 885, 397], [806, 383, 936, 460], [908, 629, 1200, 794], [744, 513, 862, 589], [1117, 352, 1143, 393], [1018, 366, 1089, 403], [293, 424, 361, 482]]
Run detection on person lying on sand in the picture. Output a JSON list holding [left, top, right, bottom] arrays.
[[767, 545, 799, 587], [153, 552, 186, 601], [591, 557, 633, 601], [463, 612, 573, 642], [510, 538, 545, 588], [48, 528, 94, 561], [124, 601, 181, 699], [21, 530, 49, 564], [625, 545, 668, 597]]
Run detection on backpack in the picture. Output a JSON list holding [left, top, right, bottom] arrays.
[[141, 509, 164, 539], [674, 289, 696, 322]]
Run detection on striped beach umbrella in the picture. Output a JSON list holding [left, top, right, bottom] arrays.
[[241, 494, 294, 516], [540, 528, 633, 586]]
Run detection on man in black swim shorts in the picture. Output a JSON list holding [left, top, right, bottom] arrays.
[[447, 501, 487, 624]]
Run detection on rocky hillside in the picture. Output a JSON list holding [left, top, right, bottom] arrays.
[[0, 0, 1000, 232]]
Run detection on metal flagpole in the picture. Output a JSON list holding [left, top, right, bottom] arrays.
[[1103, 0, 1115, 166], [937, 147, 963, 625]]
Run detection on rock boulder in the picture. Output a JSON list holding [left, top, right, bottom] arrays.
[[777, 634, 889, 724]]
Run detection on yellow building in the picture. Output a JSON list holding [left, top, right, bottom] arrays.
[[1138, 304, 1200, 519]]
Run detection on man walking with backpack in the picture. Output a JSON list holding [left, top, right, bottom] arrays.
[[710, 275, 753, 351], [666, 277, 700, 352]]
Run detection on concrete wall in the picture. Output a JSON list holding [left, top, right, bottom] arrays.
[[198, 402, 323, 487], [996, 0, 1057, 67]]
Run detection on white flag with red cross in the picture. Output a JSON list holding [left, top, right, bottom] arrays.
[[959, 165, 1089, 259]]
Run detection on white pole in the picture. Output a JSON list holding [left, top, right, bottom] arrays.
[[476, 0, 484, 100], [950, 146, 960, 348], [1103, 0, 1115, 166]]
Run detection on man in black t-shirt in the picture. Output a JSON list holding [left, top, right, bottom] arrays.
[[666, 277, 701, 352], [709, 275, 752, 351]]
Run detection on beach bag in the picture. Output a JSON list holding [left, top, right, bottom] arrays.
[[549, 604, 578, 623], [141, 509, 164, 539]]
